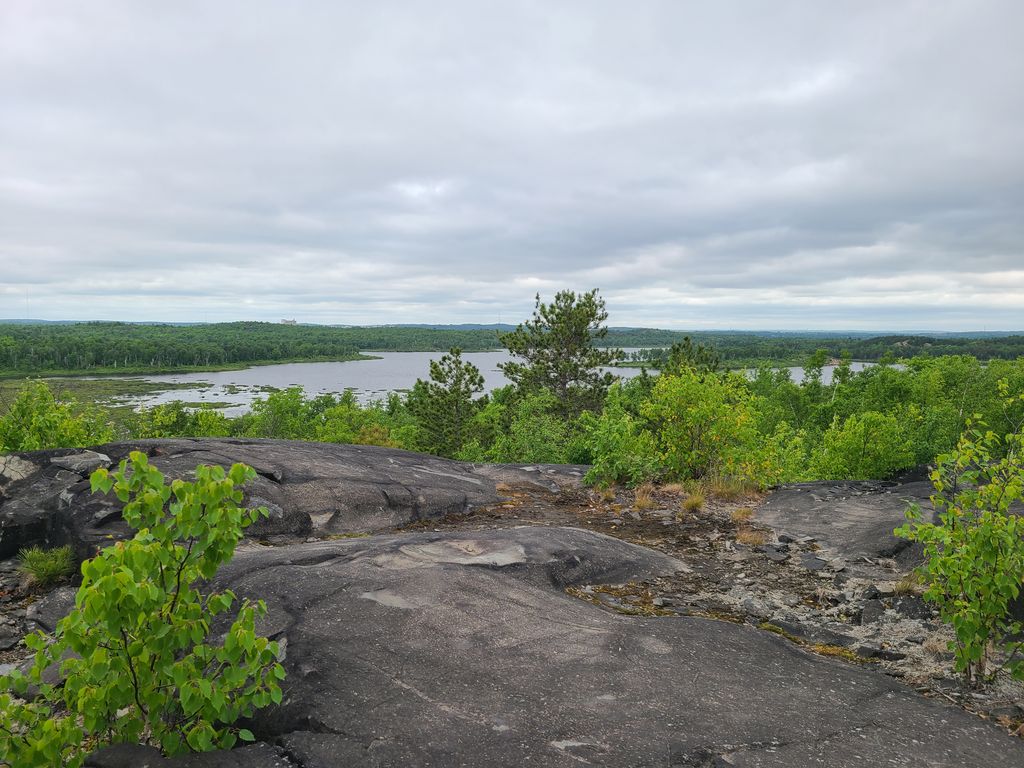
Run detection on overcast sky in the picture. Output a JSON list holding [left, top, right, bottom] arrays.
[[1, 1, 1022, 330]]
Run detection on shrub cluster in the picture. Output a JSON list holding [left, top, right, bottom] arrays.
[[0, 453, 283, 767]]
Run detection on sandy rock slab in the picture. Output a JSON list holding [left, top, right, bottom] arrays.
[[71, 526, 1024, 768]]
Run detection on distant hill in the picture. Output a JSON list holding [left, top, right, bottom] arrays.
[[2, 320, 1020, 338]]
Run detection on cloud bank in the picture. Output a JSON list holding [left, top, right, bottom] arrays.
[[1, 1, 1022, 330]]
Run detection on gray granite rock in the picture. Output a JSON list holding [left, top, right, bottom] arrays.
[[754, 479, 934, 572], [49, 450, 111, 475], [68, 526, 1024, 768], [0, 439, 555, 557]]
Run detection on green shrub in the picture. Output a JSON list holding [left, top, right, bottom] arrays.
[[810, 410, 914, 480], [640, 370, 758, 481], [316, 392, 398, 448], [896, 383, 1024, 685], [489, 391, 571, 464], [581, 384, 660, 487], [745, 422, 811, 486], [17, 545, 75, 589], [0, 452, 284, 766], [242, 386, 320, 439], [0, 381, 113, 452], [131, 401, 233, 439]]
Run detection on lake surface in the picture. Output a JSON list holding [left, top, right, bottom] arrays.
[[105, 353, 875, 415], [114, 351, 638, 414]]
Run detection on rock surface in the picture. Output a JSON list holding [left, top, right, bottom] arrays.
[[4, 442, 1024, 765], [0, 439, 568, 558], [77, 526, 1024, 767], [754, 480, 933, 574]]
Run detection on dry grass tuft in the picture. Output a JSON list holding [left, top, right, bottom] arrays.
[[679, 493, 704, 518], [633, 482, 657, 511], [922, 635, 951, 658], [736, 527, 767, 546], [681, 492, 704, 513], [708, 475, 758, 501], [730, 506, 754, 524], [595, 485, 617, 503], [660, 482, 686, 495], [892, 571, 925, 596]]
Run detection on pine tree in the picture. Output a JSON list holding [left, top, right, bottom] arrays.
[[498, 289, 620, 419], [407, 348, 485, 457]]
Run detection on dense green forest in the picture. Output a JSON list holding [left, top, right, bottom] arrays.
[[621, 333, 1024, 368], [1, 321, 1023, 377]]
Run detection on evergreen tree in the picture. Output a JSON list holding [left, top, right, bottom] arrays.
[[407, 348, 485, 457], [498, 289, 620, 419]]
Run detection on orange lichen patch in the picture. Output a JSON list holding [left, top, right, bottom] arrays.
[[687, 609, 745, 624], [758, 622, 876, 665]]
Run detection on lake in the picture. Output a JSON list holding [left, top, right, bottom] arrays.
[[102, 353, 876, 415]]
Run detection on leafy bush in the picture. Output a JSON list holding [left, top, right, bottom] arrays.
[[489, 392, 571, 464], [16, 545, 75, 589], [132, 401, 233, 439], [896, 384, 1024, 685], [641, 370, 758, 481], [0, 381, 113, 452], [809, 411, 914, 480], [747, 422, 811, 485], [0, 452, 284, 766], [240, 387, 330, 440], [580, 384, 660, 487], [316, 392, 398, 448]]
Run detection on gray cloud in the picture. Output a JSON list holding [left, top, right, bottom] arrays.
[[1, 0, 1022, 330]]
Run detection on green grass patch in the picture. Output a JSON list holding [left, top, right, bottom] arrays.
[[18, 545, 76, 589]]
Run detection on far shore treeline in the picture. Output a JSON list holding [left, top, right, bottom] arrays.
[[1, 320, 1023, 378]]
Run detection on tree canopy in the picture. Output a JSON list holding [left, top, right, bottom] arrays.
[[498, 290, 620, 418]]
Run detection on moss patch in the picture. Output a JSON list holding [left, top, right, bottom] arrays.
[[759, 622, 876, 665], [566, 582, 676, 616]]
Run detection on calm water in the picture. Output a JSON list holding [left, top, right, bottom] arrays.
[[106, 353, 875, 415], [115, 351, 639, 415]]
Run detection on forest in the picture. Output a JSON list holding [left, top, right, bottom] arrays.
[[2, 320, 1023, 378]]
